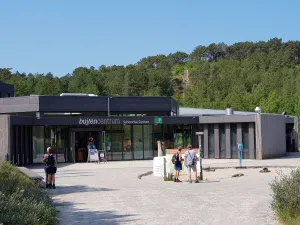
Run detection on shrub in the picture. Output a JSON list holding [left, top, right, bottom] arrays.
[[270, 169, 300, 225], [0, 162, 57, 225]]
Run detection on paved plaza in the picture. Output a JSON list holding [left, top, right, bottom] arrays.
[[31, 153, 300, 225]]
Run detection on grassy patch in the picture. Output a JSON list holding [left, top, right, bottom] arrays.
[[0, 162, 57, 225], [270, 169, 300, 225]]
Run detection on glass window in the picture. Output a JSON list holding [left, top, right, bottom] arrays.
[[144, 125, 153, 159], [133, 125, 143, 159], [173, 125, 183, 149], [123, 125, 132, 160], [56, 127, 68, 163], [230, 124, 238, 159], [219, 124, 226, 159], [152, 124, 162, 157], [208, 124, 215, 158], [183, 125, 192, 148], [32, 126, 45, 163], [163, 125, 174, 149], [45, 126, 56, 150], [105, 125, 112, 160], [242, 123, 249, 159], [110, 125, 123, 160]]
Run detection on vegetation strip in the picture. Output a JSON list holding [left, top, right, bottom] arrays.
[[0, 162, 58, 225]]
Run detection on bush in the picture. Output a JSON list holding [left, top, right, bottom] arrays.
[[270, 169, 300, 225], [0, 162, 57, 225]]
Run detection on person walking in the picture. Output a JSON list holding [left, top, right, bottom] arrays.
[[43, 147, 51, 182], [42, 147, 57, 189], [173, 147, 183, 182], [185, 145, 199, 183]]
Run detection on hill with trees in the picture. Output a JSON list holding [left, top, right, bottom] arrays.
[[1, 37, 300, 117]]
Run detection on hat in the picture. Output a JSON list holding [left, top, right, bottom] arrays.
[[187, 145, 192, 149], [178, 146, 182, 150]]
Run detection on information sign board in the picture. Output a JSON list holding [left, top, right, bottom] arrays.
[[87, 149, 99, 163]]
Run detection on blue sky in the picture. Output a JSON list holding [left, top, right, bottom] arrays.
[[0, 0, 299, 77]]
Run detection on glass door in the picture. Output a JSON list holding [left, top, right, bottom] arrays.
[[103, 130, 113, 160], [56, 127, 68, 163], [123, 125, 133, 160], [133, 125, 143, 160]]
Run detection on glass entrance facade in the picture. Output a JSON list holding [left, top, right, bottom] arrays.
[[33, 126, 69, 163], [30, 122, 256, 163], [104, 124, 193, 161], [31, 124, 195, 163]]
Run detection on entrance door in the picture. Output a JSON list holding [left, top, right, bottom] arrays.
[[69, 127, 103, 163]]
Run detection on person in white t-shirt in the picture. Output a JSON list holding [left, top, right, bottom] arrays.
[[184, 145, 199, 183]]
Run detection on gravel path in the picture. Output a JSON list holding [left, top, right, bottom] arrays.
[[31, 162, 293, 225]]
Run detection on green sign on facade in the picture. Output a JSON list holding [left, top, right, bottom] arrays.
[[154, 117, 163, 124]]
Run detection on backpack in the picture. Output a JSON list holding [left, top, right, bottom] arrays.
[[46, 154, 55, 167], [172, 153, 178, 164]]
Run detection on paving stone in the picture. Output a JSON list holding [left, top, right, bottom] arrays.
[[29, 154, 300, 225]]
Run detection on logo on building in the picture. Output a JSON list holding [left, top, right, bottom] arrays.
[[154, 117, 163, 124], [79, 118, 121, 126]]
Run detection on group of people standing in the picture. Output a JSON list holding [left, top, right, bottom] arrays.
[[41, 143, 198, 188], [172, 145, 199, 183]]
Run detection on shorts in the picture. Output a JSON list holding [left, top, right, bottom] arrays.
[[187, 164, 197, 172], [46, 167, 57, 175], [174, 163, 182, 171]]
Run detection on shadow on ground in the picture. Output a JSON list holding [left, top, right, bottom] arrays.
[[282, 152, 300, 158], [55, 200, 137, 225], [48, 185, 117, 195], [27, 163, 74, 170]]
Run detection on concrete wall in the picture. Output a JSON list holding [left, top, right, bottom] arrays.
[[225, 124, 231, 158], [0, 115, 10, 162], [214, 124, 220, 158], [249, 123, 255, 159], [255, 114, 286, 159]]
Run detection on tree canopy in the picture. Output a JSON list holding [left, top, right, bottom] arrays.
[[1, 38, 300, 118]]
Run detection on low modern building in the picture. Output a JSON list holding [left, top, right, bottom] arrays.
[[0, 86, 297, 166], [0, 82, 14, 98]]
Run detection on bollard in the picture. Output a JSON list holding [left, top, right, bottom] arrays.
[[196, 132, 204, 181], [200, 153, 203, 180], [199, 144, 203, 180], [237, 143, 244, 168]]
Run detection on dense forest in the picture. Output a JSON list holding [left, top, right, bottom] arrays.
[[1, 38, 300, 117]]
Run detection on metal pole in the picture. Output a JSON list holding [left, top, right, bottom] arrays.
[[107, 97, 110, 117], [239, 150, 243, 167], [238, 143, 243, 168], [198, 135, 203, 180]]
